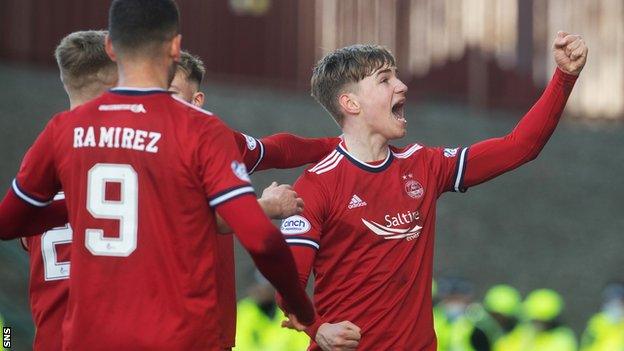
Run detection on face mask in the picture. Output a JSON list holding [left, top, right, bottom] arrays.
[[603, 300, 624, 322]]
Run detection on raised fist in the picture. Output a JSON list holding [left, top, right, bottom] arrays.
[[553, 31, 588, 76]]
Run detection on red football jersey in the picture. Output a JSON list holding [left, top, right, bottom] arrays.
[[23, 194, 70, 351], [13, 88, 257, 350], [281, 141, 468, 350]]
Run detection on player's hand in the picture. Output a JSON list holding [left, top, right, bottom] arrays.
[[259, 182, 305, 219], [282, 313, 308, 331], [553, 31, 587, 76], [315, 321, 361, 351]]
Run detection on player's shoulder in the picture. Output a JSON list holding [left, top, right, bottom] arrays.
[[390, 142, 426, 159], [169, 96, 233, 132], [391, 142, 465, 161], [304, 147, 345, 178]]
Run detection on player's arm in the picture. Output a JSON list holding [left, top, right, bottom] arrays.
[[0, 118, 64, 240], [214, 181, 304, 233], [0, 188, 68, 240], [232, 131, 341, 174], [198, 119, 315, 325], [276, 174, 361, 350], [461, 32, 587, 190]]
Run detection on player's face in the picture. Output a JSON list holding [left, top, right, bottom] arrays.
[[353, 66, 408, 141], [169, 70, 204, 107]]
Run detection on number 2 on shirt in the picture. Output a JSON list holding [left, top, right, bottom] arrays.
[[86, 163, 138, 257]]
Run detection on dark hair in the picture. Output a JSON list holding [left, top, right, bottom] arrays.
[[311, 44, 396, 125], [109, 0, 180, 53], [178, 51, 206, 86]]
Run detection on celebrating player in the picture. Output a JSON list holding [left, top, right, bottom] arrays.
[[280, 33, 587, 350], [0, 0, 317, 349]]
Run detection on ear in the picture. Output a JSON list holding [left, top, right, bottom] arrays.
[[338, 92, 360, 116], [170, 34, 182, 62], [105, 34, 117, 62], [192, 91, 205, 107]]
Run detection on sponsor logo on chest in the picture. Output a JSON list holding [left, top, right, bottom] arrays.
[[361, 209, 422, 241]]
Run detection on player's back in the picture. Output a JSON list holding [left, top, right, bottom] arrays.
[[44, 88, 245, 350]]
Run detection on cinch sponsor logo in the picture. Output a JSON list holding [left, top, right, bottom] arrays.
[[280, 215, 311, 235], [361, 210, 421, 241]]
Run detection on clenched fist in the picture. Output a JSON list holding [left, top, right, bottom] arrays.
[[553, 31, 588, 76]]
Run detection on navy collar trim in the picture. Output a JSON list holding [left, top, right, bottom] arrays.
[[110, 87, 172, 96], [336, 143, 393, 173]]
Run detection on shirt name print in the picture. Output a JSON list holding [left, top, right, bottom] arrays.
[[73, 126, 161, 153]]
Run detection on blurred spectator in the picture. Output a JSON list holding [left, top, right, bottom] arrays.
[[233, 271, 309, 351], [436, 277, 501, 351], [519, 289, 577, 351], [483, 285, 524, 351], [580, 282, 624, 351]]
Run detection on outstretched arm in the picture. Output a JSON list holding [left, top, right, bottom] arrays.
[[462, 32, 587, 189], [232, 131, 340, 173]]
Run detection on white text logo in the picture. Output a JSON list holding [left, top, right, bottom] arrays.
[[281, 215, 311, 235], [361, 210, 421, 241]]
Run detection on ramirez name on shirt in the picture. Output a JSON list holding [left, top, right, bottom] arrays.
[[73, 126, 161, 153]]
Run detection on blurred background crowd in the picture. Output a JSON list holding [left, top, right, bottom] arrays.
[[0, 0, 622, 350], [223, 275, 624, 351]]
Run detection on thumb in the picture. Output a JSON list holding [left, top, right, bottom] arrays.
[[269, 181, 278, 188], [554, 31, 569, 48]]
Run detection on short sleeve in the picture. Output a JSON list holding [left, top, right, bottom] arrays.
[[195, 119, 256, 208], [231, 131, 264, 174], [280, 173, 326, 251], [428, 146, 469, 195], [13, 120, 61, 207]]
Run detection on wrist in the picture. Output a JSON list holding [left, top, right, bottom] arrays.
[[257, 197, 278, 219], [305, 317, 325, 339]]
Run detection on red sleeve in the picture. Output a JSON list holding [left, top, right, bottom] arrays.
[[0, 189, 68, 240], [195, 119, 256, 207], [234, 132, 341, 173], [277, 172, 328, 337], [14, 119, 61, 206], [215, 194, 316, 325], [460, 68, 578, 189]]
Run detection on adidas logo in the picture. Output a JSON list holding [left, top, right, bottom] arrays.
[[348, 194, 367, 209]]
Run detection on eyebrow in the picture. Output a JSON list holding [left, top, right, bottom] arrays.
[[375, 68, 392, 77]]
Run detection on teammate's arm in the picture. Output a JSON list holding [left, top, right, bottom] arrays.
[[0, 189, 68, 240], [232, 131, 340, 174], [0, 118, 64, 240], [215, 182, 304, 233], [276, 174, 361, 350], [199, 119, 315, 325], [215, 195, 315, 324], [460, 33, 587, 190]]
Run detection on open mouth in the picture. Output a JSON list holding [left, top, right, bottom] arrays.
[[392, 100, 406, 123]]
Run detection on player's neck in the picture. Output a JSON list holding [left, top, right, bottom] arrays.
[[116, 59, 172, 89], [342, 133, 389, 163]]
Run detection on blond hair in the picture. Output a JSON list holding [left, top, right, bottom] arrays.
[[55, 30, 117, 96], [311, 44, 396, 125]]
